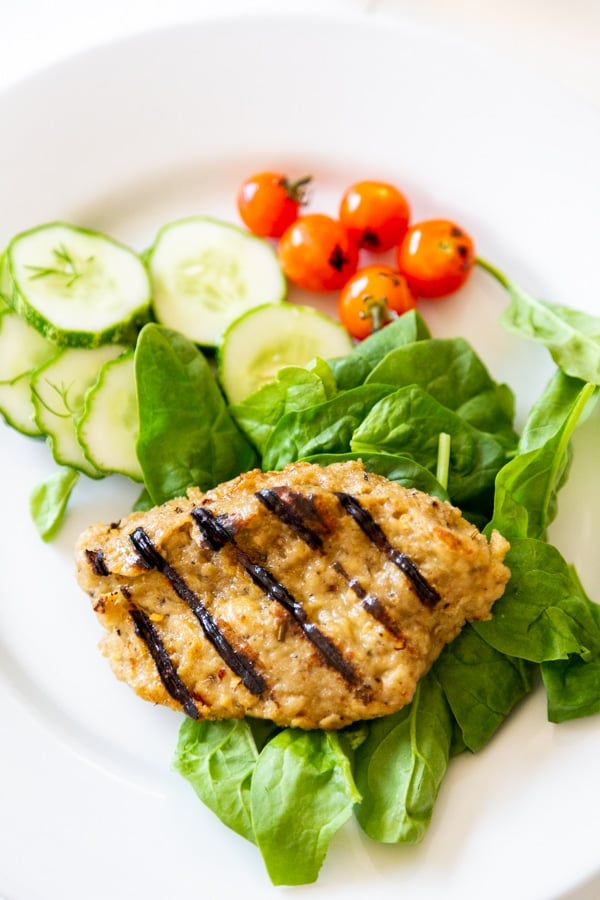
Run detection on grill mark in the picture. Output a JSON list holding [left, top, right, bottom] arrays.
[[256, 488, 410, 641], [255, 488, 324, 550], [85, 548, 109, 576], [335, 492, 441, 608], [129, 607, 201, 719], [128, 527, 267, 696], [332, 560, 406, 642], [191, 506, 358, 685]]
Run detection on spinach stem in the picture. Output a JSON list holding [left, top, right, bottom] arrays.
[[475, 256, 511, 289], [436, 432, 451, 491]]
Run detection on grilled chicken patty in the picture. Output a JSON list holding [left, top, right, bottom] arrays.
[[75, 460, 510, 729]]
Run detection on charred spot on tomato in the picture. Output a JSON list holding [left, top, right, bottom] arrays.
[[457, 243, 474, 270], [329, 243, 351, 272], [360, 228, 381, 250]]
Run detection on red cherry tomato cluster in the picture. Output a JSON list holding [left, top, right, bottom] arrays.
[[236, 172, 475, 340]]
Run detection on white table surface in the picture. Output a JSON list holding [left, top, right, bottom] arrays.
[[1, 3, 599, 899]]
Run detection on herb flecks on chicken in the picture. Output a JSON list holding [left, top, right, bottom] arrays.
[[75, 461, 510, 730]]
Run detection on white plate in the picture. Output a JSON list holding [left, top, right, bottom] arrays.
[[1, 13, 599, 900]]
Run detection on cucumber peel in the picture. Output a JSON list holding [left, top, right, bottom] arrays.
[[77, 351, 143, 481], [0, 308, 60, 436], [31, 344, 130, 477], [4, 222, 151, 347]]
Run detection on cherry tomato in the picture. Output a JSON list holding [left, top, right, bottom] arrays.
[[397, 219, 475, 299], [339, 180, 411, 252], [338, 264, 417, 339], [237, 171, 311, 238], [278, 213, 358, 292]]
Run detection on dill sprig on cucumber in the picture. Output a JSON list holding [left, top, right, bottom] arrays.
[[0, 215, 353, 528], [3, 222, 152, 346]]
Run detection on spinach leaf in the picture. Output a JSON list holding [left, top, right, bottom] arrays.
[[366, 337, 517, 448], [541, 574, 600, 722], [478, 258, 600, 384], [230, 365, 330, 455], [353, 674, 453, 844], [30, 466, 79, 541], [542, 653, 600, 723], [518, 370, 596, 453], [350, 385, 506, 509], [132, 486, 153, 511], [262, 383, 395, 471], [434, 625, 535, 752], [135, 324, 257, 504], [173, 718, 260, 843], [303, 450, 449, 500], [473, 538, 600, 663], [328, 310, 431, 390], [306, 355, 339, 398], [250, 729, 360, 885], [488, 373, 597, 540]]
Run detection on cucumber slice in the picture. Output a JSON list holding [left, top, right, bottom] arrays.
[[31, 344, 129, 477], [77, 351, 142, 481], [0, 252, 9, 312], [0, 373, 45, 436], [147, 216, 286, 347], [0, 309, 59, 436], [218, 302, 354, 404], [4, 222, 151, 347]]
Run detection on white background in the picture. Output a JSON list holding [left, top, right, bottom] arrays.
[[1, 2, 599, 899], [2, 0, 600, 111]]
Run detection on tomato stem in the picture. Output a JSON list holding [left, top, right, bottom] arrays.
[[360, 296, 393, 333], [283, 175, 313, 205]]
